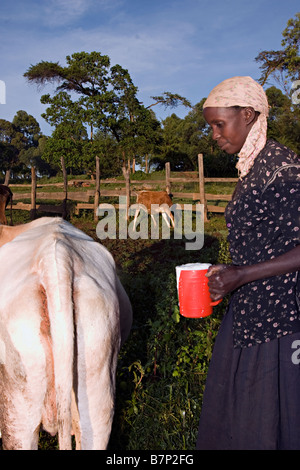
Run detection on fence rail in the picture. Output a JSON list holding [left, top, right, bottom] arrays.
[[7, 154, 238, 222]]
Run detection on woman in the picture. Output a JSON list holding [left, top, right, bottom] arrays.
[[196, 76, 300, 450]]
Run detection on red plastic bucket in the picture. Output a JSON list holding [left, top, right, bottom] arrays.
[[176, 263, 222, 318]]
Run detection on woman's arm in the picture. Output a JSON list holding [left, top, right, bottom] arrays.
[[207, 245, 300, 302]]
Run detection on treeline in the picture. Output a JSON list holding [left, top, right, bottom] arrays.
[[0, 14, 299, 182], [1, 85, 299, 183]]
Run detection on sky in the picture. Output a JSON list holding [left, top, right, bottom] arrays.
[[0, 0, 299, 136]]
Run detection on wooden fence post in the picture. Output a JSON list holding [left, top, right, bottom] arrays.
[[30, 166, 36, 220], [165, 162, 171, 194], [122, 166, 130, 221], [61, 156, 68, 218], [94, 156, 100, 221], [198, 153, 208, 222]]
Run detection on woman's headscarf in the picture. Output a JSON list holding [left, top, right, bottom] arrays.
[[203, 76, 269, 178]]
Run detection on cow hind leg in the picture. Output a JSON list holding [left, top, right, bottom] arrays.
[[73, 277, 120, 450], [1, 412, 40, 450], [0, 374, 42, 450], [0, 287, 48, 450]]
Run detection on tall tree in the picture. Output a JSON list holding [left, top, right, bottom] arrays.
[[255, 13, 300, 93], [24, 52, 154, 173], [42, 121, 88, 174], [266, 86, 300, 153], [0, 112, 49, 180], [0, 117, 26, 181], [24, 51, 191, 175]]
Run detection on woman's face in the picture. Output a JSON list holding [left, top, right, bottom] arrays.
[[203, 107, 255, 154]]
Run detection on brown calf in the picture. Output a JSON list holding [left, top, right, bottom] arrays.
[[133, 190, 175, 230]]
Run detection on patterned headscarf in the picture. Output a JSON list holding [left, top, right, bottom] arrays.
[[203, 76, 269, 178]]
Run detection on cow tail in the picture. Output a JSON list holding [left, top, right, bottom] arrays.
[[42, 238, 74, 450]]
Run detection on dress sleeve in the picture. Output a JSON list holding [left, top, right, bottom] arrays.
[[262, 164, 300, 244]]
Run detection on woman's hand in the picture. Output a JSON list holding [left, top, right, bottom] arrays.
[[206, 264, 245, 302], [206, 245, 300, 302]]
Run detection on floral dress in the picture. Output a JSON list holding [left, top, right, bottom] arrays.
[[225, 139, 300, 348], [196, 140, 300, 450]]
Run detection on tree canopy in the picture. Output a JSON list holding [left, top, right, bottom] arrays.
[[255, 13, 300, 93], [24, 52, 185, 175], [0, 111, 52, 180]]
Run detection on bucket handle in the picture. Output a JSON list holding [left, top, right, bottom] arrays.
[[210, 298, 222, 307]]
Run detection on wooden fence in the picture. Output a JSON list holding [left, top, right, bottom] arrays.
[[8, 154, 238, 222]]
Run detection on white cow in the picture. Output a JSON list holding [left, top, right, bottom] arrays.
[[0, 217, 132, 450]]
